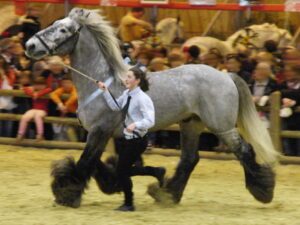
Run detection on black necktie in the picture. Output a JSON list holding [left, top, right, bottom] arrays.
[[122, 95, 141, 138], [122, 95, 131, 120]]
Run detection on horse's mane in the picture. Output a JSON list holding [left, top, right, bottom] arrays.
[[69, 8, 128, 81]]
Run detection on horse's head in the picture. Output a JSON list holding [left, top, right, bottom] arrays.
[[25, 9, 84, 59], [156, 18, 184, 45]]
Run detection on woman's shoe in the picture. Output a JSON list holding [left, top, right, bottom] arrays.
[[155, 167, 166, 187], [16, 134, 24, 143], [114, 204, 135, 212], [36, 134, 44, 142]]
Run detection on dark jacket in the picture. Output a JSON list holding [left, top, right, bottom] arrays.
[[279, 81, 300, 107], [249, 78, 280, 96]]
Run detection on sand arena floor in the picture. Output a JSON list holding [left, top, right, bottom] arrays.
[[0, 144, 299, 225]]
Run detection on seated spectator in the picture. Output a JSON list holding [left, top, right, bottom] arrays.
[[50, 76, 79, 141], [280, 65, 300, 156], [255, 51, 280, 76], [249, 62, 280, 127], [50, 76, 78, 117], [256, 51, 274, 65], [14, 70, 31, 90], [250, 62, 279, 104], [153, 46, 168, 59], [136, 50, 153, 69], [32, 60, 48, 78], [201, 48, 224, 70], [0, 55, 16, 137], [148, 57, 169, 72], [41, 56, 68, 89], [168, 52, 185, 68], [16, 77, 52, 142], [183, 45, 201, 64], [11, 71, 33, 137], [17, 6, 41, 47], [225, 54, 252, 83], [236, 45, 256, 74], [282, 48, 300, 68], [0, 38, 16, 65]]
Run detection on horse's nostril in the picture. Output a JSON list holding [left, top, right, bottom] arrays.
[[28, 44, 35, 51]]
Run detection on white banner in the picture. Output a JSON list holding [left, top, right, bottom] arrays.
[[285, 0, 300, 12], [141, 0, 169, 4], [189, 0, 216, 5], [100, 0, 117, 6]]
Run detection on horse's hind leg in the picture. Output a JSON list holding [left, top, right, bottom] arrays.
[[217, 128, 275, 203], [148, 118, 204, 203]]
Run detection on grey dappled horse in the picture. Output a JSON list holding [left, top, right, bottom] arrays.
[[25, 8, 278, 208]]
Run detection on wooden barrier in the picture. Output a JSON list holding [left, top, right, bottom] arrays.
[[0, 89, 300, 164], [269, 92, 282, 153], [1, 136, 299, 164]]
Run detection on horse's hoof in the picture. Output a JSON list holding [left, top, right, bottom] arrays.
[[54, 197, 81, 208], [147, 182, 177, 205], [51, 157, 86, 208], [244, 164, 275, 204]]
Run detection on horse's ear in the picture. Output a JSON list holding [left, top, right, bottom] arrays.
[[69, 8, 90, 21]]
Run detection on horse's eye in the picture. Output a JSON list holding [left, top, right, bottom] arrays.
[[60, 29, 67, 33]]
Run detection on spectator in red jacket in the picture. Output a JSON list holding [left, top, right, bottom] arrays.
[[16, 76, 52, 142]]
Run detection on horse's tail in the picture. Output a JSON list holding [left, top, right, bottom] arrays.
[[230, 73, 279, 165]]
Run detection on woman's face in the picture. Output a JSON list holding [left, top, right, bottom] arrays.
[[284, 67, 297, 81], [125, 71, 140, 90], [225, 58, 241, 73], [253, 65, 270, 81]]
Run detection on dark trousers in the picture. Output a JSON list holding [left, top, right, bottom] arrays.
[[116, 135, 159, 206]]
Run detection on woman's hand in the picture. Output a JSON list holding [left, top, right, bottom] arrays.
[[126, 123, 136, 133], [58, 103, 67, 112], [33, 92, 38, 100], [282, 98, 296, 107], [97, 81, 107, 90]]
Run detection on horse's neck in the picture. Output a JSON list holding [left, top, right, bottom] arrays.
[[70, 27, 112, 103]]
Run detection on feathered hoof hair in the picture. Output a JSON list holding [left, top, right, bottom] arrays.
[[51, 156, 87, 208]]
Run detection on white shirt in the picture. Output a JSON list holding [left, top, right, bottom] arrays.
[[103, 86, 155, 139], [253, 79, 269, 97]]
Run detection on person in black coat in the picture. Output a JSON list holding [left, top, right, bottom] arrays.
[[19, 7, 41, 47], [249, 62, 280, 128], [225, 54, 252, 83], [279, 65, 300, 156], [249, 62, 280, 101]]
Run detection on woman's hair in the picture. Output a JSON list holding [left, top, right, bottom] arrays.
[[0, 56, 10, 74], [33, 76, 46, 85], [225, 53, 242, 63], [129, 67, 149, 91]]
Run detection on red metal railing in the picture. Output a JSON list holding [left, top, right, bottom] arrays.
[[9, 0, 285, 12]]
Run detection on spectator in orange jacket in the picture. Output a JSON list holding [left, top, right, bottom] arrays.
[[50, 76, 77, 117]]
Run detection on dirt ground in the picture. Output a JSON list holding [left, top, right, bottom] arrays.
[[0, 144, 299, 225]]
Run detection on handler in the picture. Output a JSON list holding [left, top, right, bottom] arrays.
[[98, 67, 166, 212]]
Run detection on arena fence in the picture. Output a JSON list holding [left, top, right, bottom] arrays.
[[0, 89, 299, 164]]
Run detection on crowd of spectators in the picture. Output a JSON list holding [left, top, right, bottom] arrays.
[[0, 7, 84, 142], [0, 7, 299, 156], [118, 23, 300, 156]]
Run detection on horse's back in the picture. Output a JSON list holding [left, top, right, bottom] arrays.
[[147, 65, 239, 132]]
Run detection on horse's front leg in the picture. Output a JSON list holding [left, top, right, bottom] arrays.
[[51, 125, 112, 208], [148, 119, 204, 203]]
